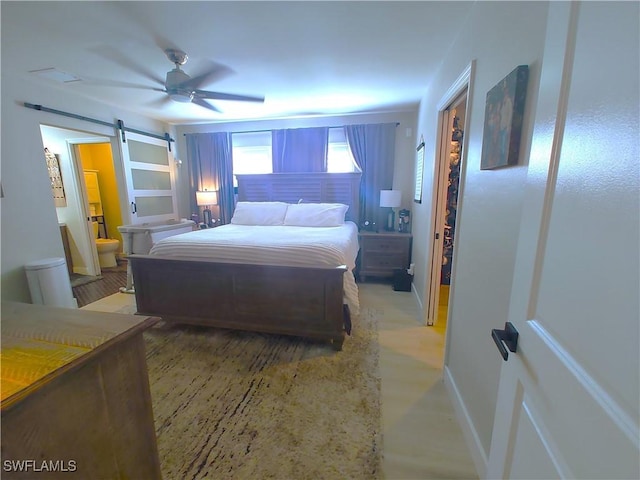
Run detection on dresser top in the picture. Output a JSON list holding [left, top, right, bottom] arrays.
[[1, 302, 158, 407]]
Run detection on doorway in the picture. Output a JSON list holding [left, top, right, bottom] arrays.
[[40, 125, 127, 283], [436, 97, 466, 329], [424, 63, 473, 331], [72, 141, 125, 272]]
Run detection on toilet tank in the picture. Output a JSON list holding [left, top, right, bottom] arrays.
[[117, 220, 195, 255]]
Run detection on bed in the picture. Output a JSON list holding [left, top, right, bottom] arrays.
[[128, 172, 361, 350]]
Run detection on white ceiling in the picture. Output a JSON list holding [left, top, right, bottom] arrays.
[[2, 1, 474, 125]]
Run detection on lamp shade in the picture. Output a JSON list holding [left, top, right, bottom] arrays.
[[379, 190, 402, 208], [196, 190, 218, 207]]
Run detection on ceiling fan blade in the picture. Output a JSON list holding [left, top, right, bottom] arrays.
[[153, 35, 182, 59], [146, 96, 172, 108], [79, 77, 163, 91], [178, 61, 234, 90], [192, 97, 221, 113], [194, 90, 265, 103], [90, 45, 165, 87]]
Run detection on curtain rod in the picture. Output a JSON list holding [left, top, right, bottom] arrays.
[[182, 122, 400, 136], [23, 102, 175, 151]]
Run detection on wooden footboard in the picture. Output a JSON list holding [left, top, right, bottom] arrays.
[[128, 255, 349, 350]]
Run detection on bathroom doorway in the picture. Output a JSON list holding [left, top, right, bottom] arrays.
[[70, 141, 125, 280], [40, 125, 129, 282], [41, 126, 102, 277]]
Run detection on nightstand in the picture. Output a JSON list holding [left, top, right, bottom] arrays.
[[358, 231, 412, 282]]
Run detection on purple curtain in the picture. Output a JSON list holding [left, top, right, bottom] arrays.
[[345, 123, 396, 228], [272, 127, 329, 172], [186, 132, 234, 224]]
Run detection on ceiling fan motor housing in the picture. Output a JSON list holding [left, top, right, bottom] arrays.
[[165, 67, 194, 102]]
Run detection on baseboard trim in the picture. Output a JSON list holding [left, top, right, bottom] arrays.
[[443, 365, 488, 479]]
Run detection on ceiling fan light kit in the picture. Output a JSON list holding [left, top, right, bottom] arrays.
[[168, 91, 194, 103], [165, 66, 195, 103]]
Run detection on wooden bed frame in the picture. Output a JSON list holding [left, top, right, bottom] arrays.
[[129, 172, 361, 350]]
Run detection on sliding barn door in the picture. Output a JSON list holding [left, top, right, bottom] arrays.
[[119, 132, 178, 224]]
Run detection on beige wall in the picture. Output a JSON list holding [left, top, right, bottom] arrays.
[[411, 0, 549, 470]]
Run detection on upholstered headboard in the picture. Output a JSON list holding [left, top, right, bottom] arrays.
[[236, 172, 361, 222]]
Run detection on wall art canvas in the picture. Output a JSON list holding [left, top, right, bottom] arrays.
[[480, 65, 529, 170], [45, 148, 67, 207]]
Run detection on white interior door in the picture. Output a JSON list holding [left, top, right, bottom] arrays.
[[425, 107, 453, 326], [119, 131, 178, 224], [487, 2, 639, 479], [68, 139, 115, 277]]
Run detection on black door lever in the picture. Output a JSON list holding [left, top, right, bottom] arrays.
[[491, 322, 519, 361]]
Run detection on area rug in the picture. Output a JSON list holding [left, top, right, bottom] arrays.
[[121, 305, 382, 479]]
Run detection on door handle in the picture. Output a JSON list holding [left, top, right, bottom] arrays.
[[131, 202, 137, 214], [491, 322, 519, 361]]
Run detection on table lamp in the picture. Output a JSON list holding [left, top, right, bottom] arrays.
[[380, 190, 401, 231], [196, 190, 218, 227]]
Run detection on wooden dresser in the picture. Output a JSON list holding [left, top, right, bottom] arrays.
[[1, 302, 161, 479], [358, 231, 413, 281]]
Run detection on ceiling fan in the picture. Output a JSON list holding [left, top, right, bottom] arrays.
[[138, 48, 264, 113]]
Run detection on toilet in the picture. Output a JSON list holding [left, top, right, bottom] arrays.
[[93, 222, 120, 268]]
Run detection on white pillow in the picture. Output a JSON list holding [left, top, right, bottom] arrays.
[[283, 203, 349, 227], [230, 202, 289, 226]]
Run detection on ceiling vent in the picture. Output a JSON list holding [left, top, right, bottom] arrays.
[[29, 68, 81, 83]]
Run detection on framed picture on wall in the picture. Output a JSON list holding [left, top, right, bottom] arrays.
[[45, 148, 67, 207], [414, 137, 425, 203], [480, 65, 529, 170]]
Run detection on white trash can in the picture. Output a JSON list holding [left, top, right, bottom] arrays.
[[25, 257, 77, 308]]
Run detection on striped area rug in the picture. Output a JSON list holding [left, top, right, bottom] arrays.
[[137, 308, 381, 479]]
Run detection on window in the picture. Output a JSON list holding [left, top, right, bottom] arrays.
[[231, 131, 272, 186], [230, 127, 359, 178], [327, 128, 359, 173]]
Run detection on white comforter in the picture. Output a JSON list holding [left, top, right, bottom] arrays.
[[149, 222, 360, 314]]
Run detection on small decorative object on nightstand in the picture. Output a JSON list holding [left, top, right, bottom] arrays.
[[398, 209, 411, 233], [358, 231, 412, 282]]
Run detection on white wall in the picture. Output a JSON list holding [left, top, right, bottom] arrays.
[[411, 0, 550, 470], [1, 71, 172, 302], [174, 111, 418, 221]]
